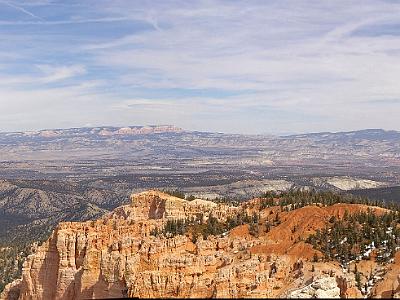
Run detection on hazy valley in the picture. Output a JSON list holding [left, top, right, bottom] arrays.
[[1, 126, 400, 298]]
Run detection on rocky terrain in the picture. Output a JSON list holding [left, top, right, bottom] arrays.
[[0, 127, 399, 183], [1, 126, 399, 296], [0, 179, 131, 243], [2, 190, 400, 299], [0, 179, 134, 291]]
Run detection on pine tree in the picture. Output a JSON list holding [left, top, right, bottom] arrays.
[[355, 264, 362, 291]]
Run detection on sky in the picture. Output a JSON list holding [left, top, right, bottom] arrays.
[[0, 0, 399, 134]]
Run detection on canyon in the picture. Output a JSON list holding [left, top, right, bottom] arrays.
[[2, 190, 399, 299]]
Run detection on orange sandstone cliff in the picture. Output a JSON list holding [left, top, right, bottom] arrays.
[[1, 191, 399, 299]]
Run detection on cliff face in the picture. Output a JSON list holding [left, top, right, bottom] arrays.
[[1, 191, 398, 299], [109, 190, 236, 222]]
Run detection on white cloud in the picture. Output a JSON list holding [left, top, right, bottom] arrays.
[[0, 64, 86, 87], [36, 64, 86, 83], [0, 0, 399, 133]]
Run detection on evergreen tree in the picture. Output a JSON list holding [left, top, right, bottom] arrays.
[[355, 267, 362, 291]]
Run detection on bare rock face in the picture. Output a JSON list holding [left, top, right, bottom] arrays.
[[109, 190, 237, 222], [1, 191, 247, 299], [1, 279, 22, 300], [1, 192, 379, 300], [289, 276, 341, 298]]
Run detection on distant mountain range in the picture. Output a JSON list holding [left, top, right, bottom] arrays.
[[0, 125, 183, 139], [0, 126, 398, 179], [1, 126, 398, 139], [286, 129, 400, 141]]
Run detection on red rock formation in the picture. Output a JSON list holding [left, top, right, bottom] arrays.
[[1, 191, 396, 299]]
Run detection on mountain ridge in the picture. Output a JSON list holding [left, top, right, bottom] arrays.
[[1, 125, 399, 139], [284, 128, 400, 140], [0, 125, 183, 138]]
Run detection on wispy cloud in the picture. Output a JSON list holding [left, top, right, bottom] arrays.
[[0, 0, 399, 133], [0, 64, 86, 86], [36, 64, 86, 83], [0, 16, 130, 25], [0, 0, 45, 21]]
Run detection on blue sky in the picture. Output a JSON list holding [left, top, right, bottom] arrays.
[[0, 0, 399, 134]]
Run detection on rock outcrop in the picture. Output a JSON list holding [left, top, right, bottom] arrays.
[[289, 276, 341, 298], [1, 191, 397, 299], [109, 190, 237, 222]]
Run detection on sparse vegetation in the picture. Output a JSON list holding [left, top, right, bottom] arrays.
[[211, 197, 241, 207], [306, 209, 400, 265], [150, 211, 261, 240], [0, 245, 29, 291], [162, 189, 186, 199], [186, 195, 196, 201], [0, 225, 51, 292], [259, 189, 398, 211]]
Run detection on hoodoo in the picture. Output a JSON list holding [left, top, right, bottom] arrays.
[[2, 191, 399, 299]]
